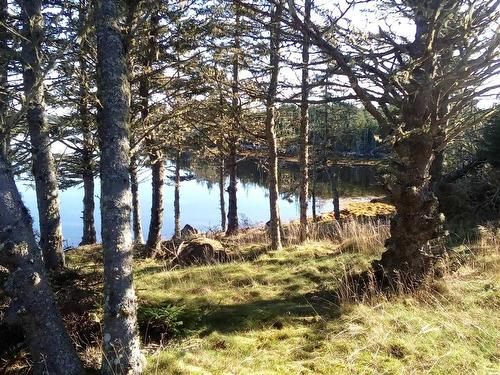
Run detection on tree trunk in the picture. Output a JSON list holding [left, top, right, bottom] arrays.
[[310, 134, 317, 221], [174, 152, 181, 240], [96, 0, 144, 373], [0, 0, 8, 159], [79, 21, 96, 246], [265, 1, 283, 250], [226, 142, 238, 235], [146, 152, 164, 255], [375, 14, 447, 285], [142, 7, 163, 256], [298, 0, 311, 242], [19, 0, 64, 271], [226, 2, 240, 236], [0, 154, 84, 375], [81, 165, 96, 245], [330, 165, 340, 220], [375, 134, 445, 285], [219, 154, 226, 232], [130, 154, 145, 245], [311, 170, 317, 220]]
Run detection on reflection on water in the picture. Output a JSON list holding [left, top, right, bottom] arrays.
[[18, 158, 382, 246]]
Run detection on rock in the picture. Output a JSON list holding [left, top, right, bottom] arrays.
[[173, 237, 231, 266], [180, 224, 199, 239]]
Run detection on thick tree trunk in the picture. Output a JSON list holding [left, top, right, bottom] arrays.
[[19, 0, 64, 271], [96, 0, 144, 373], [146, 152, 164, 255], [375, 134, 445, 285], [130, 154, 145, 245], [0, 155, 84, 375], [374, 14, 447, 285], [219, 154, 226, 232], [226, 142, 238, 235], [298, 0, 311, 242], [173, 152, 181, 240]]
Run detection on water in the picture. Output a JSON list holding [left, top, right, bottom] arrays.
[[17, 158, 382, 246]]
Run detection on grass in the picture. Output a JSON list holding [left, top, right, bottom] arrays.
[[63, 221, 499, 375]]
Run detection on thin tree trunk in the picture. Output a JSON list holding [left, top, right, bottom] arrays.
[[143, 6, 163, 256], [219, 154, 226, 231], [298, 0, 311, 242], [330, 165, 340, 220], [226, 142, 238, 235], [79, 10, 96, 245], [310, 134, 317, 221], [96, 0, 144, 373], [130, 154, 145, 245], [81, 165, 96, 245], [19, 0, 64, 271], [265, 0, 283, 250], [174, 152, 181, 240], [146, 152, 164, 254], [0, 0, 8, 159], [0, 154, 84, 375], [226, 2, 240, 236]]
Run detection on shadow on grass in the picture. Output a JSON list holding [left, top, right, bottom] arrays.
[[139, 288, 341, 344]]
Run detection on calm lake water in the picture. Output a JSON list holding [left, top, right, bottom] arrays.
[[17, 158, 382, 246]]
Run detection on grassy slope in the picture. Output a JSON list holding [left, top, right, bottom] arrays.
[[68, 230, 499, 375]]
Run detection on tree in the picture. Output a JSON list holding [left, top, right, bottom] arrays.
[[0, 0, 8, 159], [226, 0, 242, 236], [18, 0, 65, 270], [95, 0, 143, 372], [298, 0, 311, 242], [54, 0, 99, 246], [143, 5, 164, 254], [0, 153, 84, 374], [265, 0, 284, 250], [286, 0, 500, 285]]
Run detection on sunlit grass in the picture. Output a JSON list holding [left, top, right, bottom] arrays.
[[65, 222, 500, 375]]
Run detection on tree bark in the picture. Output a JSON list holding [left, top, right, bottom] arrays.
[[96, 0, 144, 373], [173, 152, 181, 240], [0, 0, 8, 159], [310, 134, 317, 221], [219, 154, 226, 232], [81, 164, 96, 245], [226, 2, 240, 236], [130, 154, 145, 245], [330, 165, 340, 220], [79, 11, 96, 246], [298, 0, 311, 242], [0, 154, 84, 375], [226, 142, 238, 235], [19, 0, 64, 271], [143, 7, 164, 256], [376, 134, 445, 284], [265, 0, 283, 250], [146, 153, 164, 254], [374, 13, 446, 285]]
